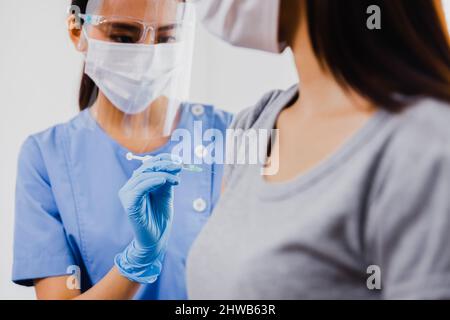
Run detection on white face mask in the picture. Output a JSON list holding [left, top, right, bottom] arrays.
[[83, 33, 183, 115], [196, 0, 285, 53]]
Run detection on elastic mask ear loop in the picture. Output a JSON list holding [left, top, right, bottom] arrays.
[[78, 27, 89, 54]]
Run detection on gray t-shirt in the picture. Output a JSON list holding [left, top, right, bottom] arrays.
[[186, 85, 450, 299]]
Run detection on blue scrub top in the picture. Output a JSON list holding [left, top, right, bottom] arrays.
[[12, 103, 233, 300]]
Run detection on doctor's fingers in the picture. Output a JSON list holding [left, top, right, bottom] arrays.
[[122, 165, 180, 192], [127, 170, 180, 189], [131, 172, 180, 198], [144, 160, 182, 174], [133, 157, 182, 176], [131, 161, 182, 184]]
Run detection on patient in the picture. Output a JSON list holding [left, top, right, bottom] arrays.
[[186, 0, 450, 299]]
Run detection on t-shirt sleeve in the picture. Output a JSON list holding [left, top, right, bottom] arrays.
[[210, 108, 234, 209], [13, 136, 75, 286], [366, 129, 450, 299], [222, 108, 251, 187], [223, 90, 283, 187]]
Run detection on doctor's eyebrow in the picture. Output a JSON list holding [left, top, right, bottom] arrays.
[[156, 23, 181, 33]]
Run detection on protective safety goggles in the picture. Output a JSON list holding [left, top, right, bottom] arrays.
[[79, 14, 186, 44]]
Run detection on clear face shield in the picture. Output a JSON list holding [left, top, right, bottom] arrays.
[[77, 0, 196, 152]]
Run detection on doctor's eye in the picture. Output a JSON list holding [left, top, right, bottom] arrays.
[[155, 24, 180, 44], [109, 34, 138, 44], [156, 35, 177, 44], [101, 22, 144, 44]]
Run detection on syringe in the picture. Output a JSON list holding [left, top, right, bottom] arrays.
[[126, 152, 203, 173]]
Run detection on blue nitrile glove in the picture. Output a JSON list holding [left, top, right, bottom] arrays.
[[115, 154, 182, 284]]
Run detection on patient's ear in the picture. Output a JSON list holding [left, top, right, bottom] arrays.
[[67, 15, 83, 51]]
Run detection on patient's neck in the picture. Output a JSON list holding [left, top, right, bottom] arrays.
[[289, 19, 374, 117]]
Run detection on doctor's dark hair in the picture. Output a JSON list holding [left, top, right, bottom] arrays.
[[280, 0, 450, 111], [71, 0, 97, 111]]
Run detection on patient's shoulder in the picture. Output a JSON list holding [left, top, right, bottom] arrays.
[[387, 98, 450, 149], [230, 85, 299, 131], [398, 98, 450, 138]]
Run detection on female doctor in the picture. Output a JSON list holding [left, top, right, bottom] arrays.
[[12, 0, 232, 299]]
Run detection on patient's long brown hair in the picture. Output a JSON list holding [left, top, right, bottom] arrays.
[[280, 0, 450, 111]]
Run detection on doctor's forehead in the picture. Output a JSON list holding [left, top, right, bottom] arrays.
[[91, 0, 182, 21]]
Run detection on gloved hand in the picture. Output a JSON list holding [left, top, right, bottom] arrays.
[[115, 154, 182, 284]]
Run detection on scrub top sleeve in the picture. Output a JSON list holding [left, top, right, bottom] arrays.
[[366, 136, 450, 299], [13, 136, 75, 287]]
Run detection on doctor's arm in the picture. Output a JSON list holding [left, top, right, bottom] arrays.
[[34, 267, 140, 300], [35, 155, 181, 300], [14, 138, 141, 300], [13, 137, 180, 299], [34, 156, 181, 299]]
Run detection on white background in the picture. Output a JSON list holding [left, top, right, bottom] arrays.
[[0, 1, 448, 299]]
